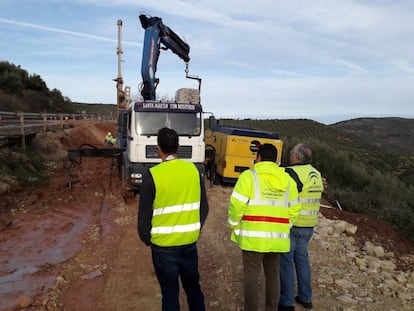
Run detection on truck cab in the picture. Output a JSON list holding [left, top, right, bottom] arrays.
[[122, 99, 205, 191]]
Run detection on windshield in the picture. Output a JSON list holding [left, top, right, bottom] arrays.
[[135, 111, 201, 136]]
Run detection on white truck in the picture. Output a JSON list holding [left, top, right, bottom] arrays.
[[117, 14, 205, 196]]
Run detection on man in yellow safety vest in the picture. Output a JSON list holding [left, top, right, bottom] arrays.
[[104, 132, 116, 146], [138, 127, 209, 311], [228, 143, 301, 311], [279, 143, 324, 311]]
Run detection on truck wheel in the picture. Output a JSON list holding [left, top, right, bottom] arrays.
[[212, 170, 221, 185], [121, 168, 134, 201], [205, 160, 212, 180], [208, 168, 214, 187]]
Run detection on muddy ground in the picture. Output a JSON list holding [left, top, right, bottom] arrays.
[[0, 121, 413, 311]]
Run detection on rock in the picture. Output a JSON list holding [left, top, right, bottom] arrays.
[[364, 241, 385, 257], [333, 220, 348, 234], [344, 223, 358, 235], [13, 295, 33, 308], [336, 294, 358, 305], [56, 275, 67, 286], [81, 269, 104, 279], [310, 215, 414, 309], [335, 278, 358, 289]]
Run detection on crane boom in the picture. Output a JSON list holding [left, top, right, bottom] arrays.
[[139, 14, 190, 100]]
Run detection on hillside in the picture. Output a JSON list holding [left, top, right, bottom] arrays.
[[216, 118, 412, 167], [331, 117, 414, 188], [0, 60, 117, 115], [216, 118, 414, 188], [332, 117, 414, 155]]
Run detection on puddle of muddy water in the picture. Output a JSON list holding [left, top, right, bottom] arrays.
[[0, 208, 93, 310]]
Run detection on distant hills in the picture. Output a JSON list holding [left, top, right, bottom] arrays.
[[332, 117, 414, 155]]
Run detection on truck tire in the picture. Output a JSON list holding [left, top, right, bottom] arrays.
[[206, 162, 220, 187], [213, 172, 220, 185], [121, 167, 134, 201]]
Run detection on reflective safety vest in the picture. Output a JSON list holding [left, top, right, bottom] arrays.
[[104, 134, 116, 144], [228, 161, 301, 253], [150, 159, 201, 247], [288, 164, 323, 227]]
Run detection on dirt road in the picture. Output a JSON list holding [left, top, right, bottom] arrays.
[[0, 122, 413, 311], [0, 122, 243, 310]]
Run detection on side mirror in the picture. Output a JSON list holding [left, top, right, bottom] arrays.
[[209, 115, 216, 129]]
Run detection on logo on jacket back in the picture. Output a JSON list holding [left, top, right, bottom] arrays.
[[308, 171, 319, 183], [308, 171, 322, 192]]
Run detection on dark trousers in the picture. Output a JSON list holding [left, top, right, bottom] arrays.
[[151, 243, 205, 311], [242, 250, 281, 311]]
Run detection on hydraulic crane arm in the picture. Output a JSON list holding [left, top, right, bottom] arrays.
[[139, 14, 190, 100]]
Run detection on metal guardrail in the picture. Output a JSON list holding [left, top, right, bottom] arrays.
[[0, 110, 113, 121], [0, 110, 115, 148]]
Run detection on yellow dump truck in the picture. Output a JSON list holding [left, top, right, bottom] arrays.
[[205, 123, 283, 185]]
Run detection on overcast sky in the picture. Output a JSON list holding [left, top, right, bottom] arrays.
[[1, 0, 414, 124]]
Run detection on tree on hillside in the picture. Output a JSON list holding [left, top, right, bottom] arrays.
[[26, 74, 48, 92], [0, 61, 72, 112], [0, 61, 49, 94], [0, 70, 24, 95]]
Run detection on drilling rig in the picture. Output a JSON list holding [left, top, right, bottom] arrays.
[[114, 19, 130, 150]]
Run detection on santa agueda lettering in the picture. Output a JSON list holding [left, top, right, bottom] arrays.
[[142, 103, 195, 110], [142, 103, 169, 109]]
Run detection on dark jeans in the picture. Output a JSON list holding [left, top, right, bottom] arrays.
[[242, 250, 281, 311], [151, 243, 205, 311]]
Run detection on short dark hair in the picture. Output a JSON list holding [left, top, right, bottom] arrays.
[[157, 127, 179, 154], [258, 143, 277, 162]]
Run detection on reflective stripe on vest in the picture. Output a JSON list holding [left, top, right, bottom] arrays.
[[288, 164, 323, 227], [151, 222, 201, 234], [234, 169, 291, 251], [234, 229, 289, 239], [153, 202, 200, 216], [150, 160, 201, 246], [151, 202, 201, 235], [300, 209, 319, 216], [300, 198, 321, 204], [299, 198, 320, 216], [242, 215, 289, 224], [231, 191, 249, 204]]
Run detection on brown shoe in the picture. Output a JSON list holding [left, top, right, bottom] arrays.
[[295, 296, 313, 309], [278, 305, 295, 311]]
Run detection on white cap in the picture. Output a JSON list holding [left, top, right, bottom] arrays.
[[108, 132, 111, 135]]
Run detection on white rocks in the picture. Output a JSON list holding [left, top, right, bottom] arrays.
[[364, 241, 385, 257], [13, 296, 33, 309], [336, 294, 358, 305], [311, 214, 414, 309], [334, 278, 358, 289]]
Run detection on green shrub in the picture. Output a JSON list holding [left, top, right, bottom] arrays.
[[0, 149, 47, 189]]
